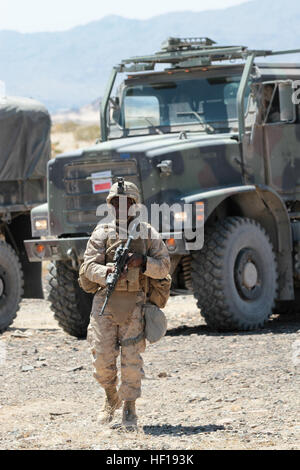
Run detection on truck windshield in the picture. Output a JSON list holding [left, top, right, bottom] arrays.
[[121, 75, 249, 131]]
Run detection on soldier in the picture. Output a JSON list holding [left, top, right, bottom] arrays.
[[82, 180, 170, 429]]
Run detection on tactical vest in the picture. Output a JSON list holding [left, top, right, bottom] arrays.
[[105, 226, 149, 293], [79, 223, 171, 324], [101, 225, 149, 323]]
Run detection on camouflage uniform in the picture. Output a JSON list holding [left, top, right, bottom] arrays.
[[82, 181, 170, 424]]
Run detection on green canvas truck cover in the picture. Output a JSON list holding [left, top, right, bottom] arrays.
[[0, 96, 51, 181]]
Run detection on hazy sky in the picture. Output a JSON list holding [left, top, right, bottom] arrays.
[[2, 0, 249, 33]]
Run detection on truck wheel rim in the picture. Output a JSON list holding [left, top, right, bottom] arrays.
[[234, 248, 262, 301]]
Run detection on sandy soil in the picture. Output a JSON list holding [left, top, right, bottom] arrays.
[[51, 130, 98, 155], [0, 294, 300, 450]]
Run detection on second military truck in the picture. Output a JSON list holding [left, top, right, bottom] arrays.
[[0, 96, 50, 332], [25, 38, 300, 338]]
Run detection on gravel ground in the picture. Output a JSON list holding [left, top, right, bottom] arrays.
[[0, 295, 299, 450]]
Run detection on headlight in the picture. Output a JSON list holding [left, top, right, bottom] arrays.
[[166, 238, 176, 251], [34, 243, 46, 258], [34, 218, 48, 231]]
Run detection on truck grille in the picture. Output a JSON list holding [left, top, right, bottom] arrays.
[[63, 159, 138, 227]]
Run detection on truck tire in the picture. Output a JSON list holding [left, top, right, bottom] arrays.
[[47, 261, 93, 338], [0, 241, 24, 333], [191, 217, 278, 331]]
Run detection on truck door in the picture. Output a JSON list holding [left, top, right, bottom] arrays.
[[262, 81, 300, 200]]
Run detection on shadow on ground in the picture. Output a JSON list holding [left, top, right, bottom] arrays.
[[6, 327, 59, 333], [166, 311, 300, 338], [142, 423, 225, 436]]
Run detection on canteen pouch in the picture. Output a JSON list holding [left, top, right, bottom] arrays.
[[143, 302, 167, 343]]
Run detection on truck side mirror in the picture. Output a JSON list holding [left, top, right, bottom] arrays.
[[278, 81, 294, 122]]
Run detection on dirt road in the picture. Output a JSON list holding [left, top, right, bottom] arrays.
[[0, 295, 299, 450]]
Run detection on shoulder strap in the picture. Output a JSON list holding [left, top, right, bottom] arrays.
[[106, 239, 123, 256]]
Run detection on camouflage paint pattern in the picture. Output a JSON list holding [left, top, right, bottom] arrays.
[[45, 133, 243, 236], [243, 76, 300, 200]]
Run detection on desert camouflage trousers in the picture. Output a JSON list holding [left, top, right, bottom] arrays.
[[87, 294, 146, 401]]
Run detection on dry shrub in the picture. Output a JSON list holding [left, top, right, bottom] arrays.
[[51, 141, 63, 157], [52, 121, 79, 133], [50, 121, 101, 156], [74, 125, 100, 142]]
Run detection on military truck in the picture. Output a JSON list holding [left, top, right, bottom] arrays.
[[0, 96, 51, 332], [25, 38, 300, 338]]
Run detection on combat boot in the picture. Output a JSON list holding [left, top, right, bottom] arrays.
[[122, 400, 138, 429], [98, 386, 122, 424]]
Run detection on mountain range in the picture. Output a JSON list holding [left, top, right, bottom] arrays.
[[1, 0, 300, 111]]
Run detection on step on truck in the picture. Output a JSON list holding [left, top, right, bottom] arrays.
[[25, 38, 300, 338], [0, 96, 51, 332]]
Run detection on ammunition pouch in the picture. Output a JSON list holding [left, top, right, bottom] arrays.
[[78, 263, 99, 294], [147, 274, 172, 308]]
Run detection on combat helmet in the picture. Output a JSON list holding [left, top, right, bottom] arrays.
[[106, 178, 141, 205]]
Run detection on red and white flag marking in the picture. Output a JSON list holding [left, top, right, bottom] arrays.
[[91, 171, 112, 194]]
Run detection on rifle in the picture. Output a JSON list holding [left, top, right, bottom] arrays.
[[99, 223, 137, 316]]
